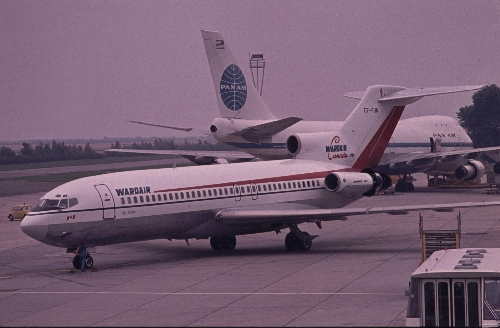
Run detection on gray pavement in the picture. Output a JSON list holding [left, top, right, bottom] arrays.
[[1, 174, 500, 326]]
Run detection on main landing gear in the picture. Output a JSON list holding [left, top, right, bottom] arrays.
[[210, 236, 237, 250], [72, 255, 94, 270], [285, 225, 317, 251]]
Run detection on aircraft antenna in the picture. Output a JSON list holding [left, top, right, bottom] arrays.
[[249, 53, 266, 96]]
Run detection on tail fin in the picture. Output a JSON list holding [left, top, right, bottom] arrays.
[[341, 85, 485, 169], [201, 30, 276, 120], [288, 84, 485, 169]]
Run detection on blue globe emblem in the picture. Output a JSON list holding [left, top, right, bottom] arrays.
[[220, 64, 247, 111]]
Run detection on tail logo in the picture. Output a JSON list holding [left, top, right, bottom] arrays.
[[220, 64, 247, 111], [326, 136, 349, 160]]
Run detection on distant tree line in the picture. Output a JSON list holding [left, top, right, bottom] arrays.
[[457, 84, 500, 148], [109, 138, 238, 152], [0, 140, 103, 165]]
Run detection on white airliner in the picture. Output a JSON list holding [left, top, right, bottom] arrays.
[[120, 30, 500, 192], [21, 81, 499, 270]]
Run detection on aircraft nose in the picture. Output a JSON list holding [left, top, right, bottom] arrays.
[[20, 216, 48, 242]]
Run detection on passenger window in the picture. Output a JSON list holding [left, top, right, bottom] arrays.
[[307, 181, 310, 187], [293, 182, 296, 188], [152, 195, 156, 202], [208, 190, 212, 197], [246, 186, 250, 193], [169, 193, 173, 200], [175, 193, 179, 200], [288, 183, 292, 189], [127, 197, 131, 204], [278, 183, 282, 190], [140, 196, 144, 203], [121, 198, 125, 205], [186, 192, 190, 199], [219, 188, 223, 195], [282, 183, 286, 190], [302, 181, 306, 188], [224, 188, 228, 195], [263, 185, 267, 191], [146, 195, 150, 202], [203, 190, 206, 197], [229, 188, 233, 194], [258, 185, 261, 192], [180, 192, 184, 199], [273, 184, 277, 190], [133, 196, 138, 203], [214, 189, 217, 196], [197, 191, 201, 197]]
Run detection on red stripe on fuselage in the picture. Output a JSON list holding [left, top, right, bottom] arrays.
[[154, 168, 358, 194], [352, 106, 405, 170]]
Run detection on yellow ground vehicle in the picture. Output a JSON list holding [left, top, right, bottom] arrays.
[[8, 204, 31, 221]]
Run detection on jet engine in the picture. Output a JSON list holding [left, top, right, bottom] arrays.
[[286, 132, 336, 157], [454, 160, 485, 180], [324, 169, 391, 197]]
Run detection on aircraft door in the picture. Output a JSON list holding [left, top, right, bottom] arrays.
[[94, 184, 116, 219], [233, 184, 241, 202], [250, 183, 258, 200]]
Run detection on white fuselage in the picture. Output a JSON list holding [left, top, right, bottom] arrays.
[[21, 159, 360, 248], [211, 115, 473, 161]]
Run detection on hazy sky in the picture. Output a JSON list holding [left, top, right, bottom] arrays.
[[1, 0, 499, 142]]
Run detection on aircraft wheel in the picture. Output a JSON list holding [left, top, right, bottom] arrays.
[[210, 237, 224, 250], [8, 214, 14, 221], [285, 232, 299, 251], [408, 182, 415, 192], [72, 255, 81, 269], [298, 232, 312, 251], [85, 256, 94, 269], [223, 236, 236, 250], [72, 255, 94, 269]]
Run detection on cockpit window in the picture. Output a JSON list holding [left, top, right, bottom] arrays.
[[35, 198, 78, 210], [59, 199, 68, 209]]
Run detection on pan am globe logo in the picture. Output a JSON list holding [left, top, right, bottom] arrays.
[[220, 64, 247, 111]]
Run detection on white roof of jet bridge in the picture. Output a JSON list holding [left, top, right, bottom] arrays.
[[411, 248, 500, 279]]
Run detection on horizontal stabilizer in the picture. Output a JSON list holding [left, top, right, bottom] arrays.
[[230, 117, 302, 143], [215, 200, 500, 226], [128, 120, 209, 136], [379, 85, 486, 102], [345, 85, 485, 102]]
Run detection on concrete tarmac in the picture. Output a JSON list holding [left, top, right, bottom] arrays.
[[1, 175, 500, 326]]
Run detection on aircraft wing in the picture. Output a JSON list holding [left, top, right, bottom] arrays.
[[376, 146, 500, 174], [105, 149, 255, 165], [230, 117, 302, 143], [215, 201, 500, 226]]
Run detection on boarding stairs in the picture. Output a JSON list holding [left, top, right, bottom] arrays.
[[419, 212, 461, 264]]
